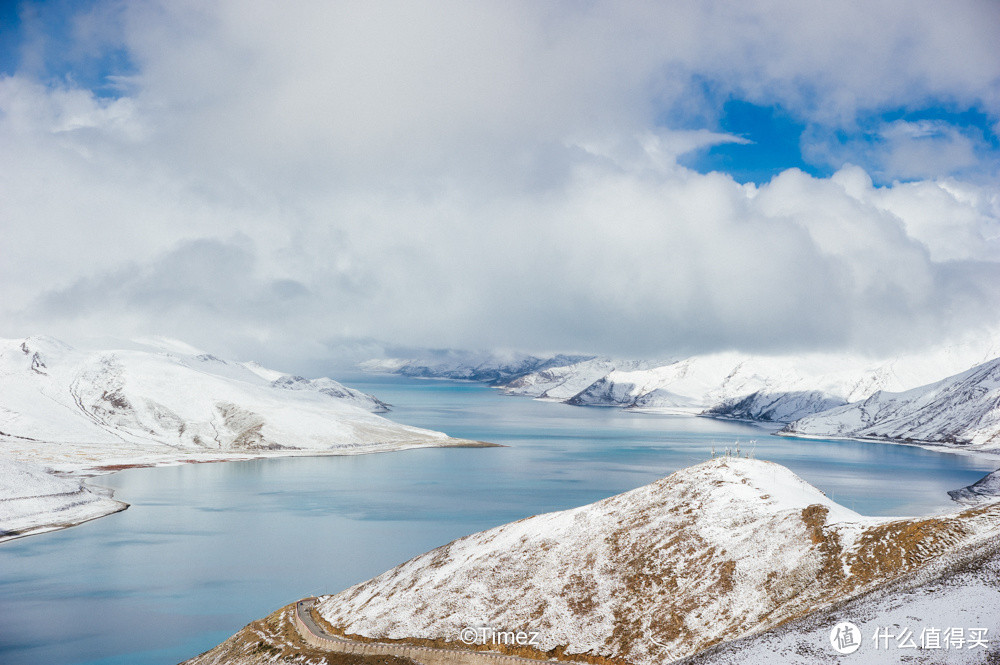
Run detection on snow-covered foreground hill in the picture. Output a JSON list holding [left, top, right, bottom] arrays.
[[783, 357, 1000, 453], [0, 456, 126, 543], [677, 531, 1000, 665], [192, 458, 1000, 665], [0, 336, 483, 540]]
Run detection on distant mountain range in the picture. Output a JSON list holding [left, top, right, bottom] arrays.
[[360, 350, 594, 384], [365, 333, 1000, 452]]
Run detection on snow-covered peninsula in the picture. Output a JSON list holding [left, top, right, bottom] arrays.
[[950, 468, 1000, 505], [0, 456, 126, 543], [0, 336, 484, 541], [187, 457, 1000, 665]]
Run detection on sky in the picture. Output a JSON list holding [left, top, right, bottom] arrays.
[[1, 0, 999, 372]]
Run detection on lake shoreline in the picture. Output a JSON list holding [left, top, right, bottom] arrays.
[[0, 436, 498, 545]]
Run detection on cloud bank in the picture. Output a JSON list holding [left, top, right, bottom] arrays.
[[2, 0, 999, 370]]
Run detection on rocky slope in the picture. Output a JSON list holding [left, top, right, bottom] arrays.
[[295, 458, 1000, 665], [676, 528, 1000, 664], [0, 336, 478, 473], [183, 602, 419, 665], [782, 356, 1000, 452]]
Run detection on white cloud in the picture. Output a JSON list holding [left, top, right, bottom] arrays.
[[806, 120, 994, 182], [876, 120, 982, 179], [2, 0, 1000, 367]]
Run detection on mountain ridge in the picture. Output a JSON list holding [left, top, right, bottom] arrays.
[[188, 457, 1000, 665], [782, 357, 1000, 452]]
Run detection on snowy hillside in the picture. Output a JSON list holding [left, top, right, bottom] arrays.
[[782, 356, 1000, 452], [704, 390, 847, 422], [708, 337, 1000, 423], [565, 351, 851, 415], [0, 456, 126, 543], [0, 336, 475, 472], [949, 468, 1000, 505], [265, 374, 389, 413], [311, 457, 1000, 665], [501, 357, 653, 400], [496, 351, 853, 419], [678, 532, 1000, 665], [495, 333, 1000, 428]]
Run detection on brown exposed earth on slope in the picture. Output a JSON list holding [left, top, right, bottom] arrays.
[[183, 604, 419, 665]]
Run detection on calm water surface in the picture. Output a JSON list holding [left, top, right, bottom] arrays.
[[0, 375, 996, 665]]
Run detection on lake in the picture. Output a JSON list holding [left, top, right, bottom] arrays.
[[0, 374, 996, 665]]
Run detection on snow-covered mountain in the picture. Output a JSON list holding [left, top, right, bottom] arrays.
[[707, 339, 1000, 423], [497, 333, 1000, 428], [0, 456, 126, 543], [302, 457, 1000, 665], [704, 390, 848, 422], [783, 356, 1000, 452], [501, 356, 653, 400], [0, 336, 474, 472], [949, 468, 1000, 505], [557, 351, 899, 419], [264, 373, 389, 413], [360, 350, 593, 384], [564, 351, 807, 411]]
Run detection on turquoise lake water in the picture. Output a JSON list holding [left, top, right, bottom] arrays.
[[0, 375, 996, 664]]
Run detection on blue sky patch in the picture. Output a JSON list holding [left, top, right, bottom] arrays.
[[679, 99, 999, 185], [679, 100, 828, 184], [0, 0, 134, 97]]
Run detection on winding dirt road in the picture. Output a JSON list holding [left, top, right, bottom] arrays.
[[292, 598, 592, 665]]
